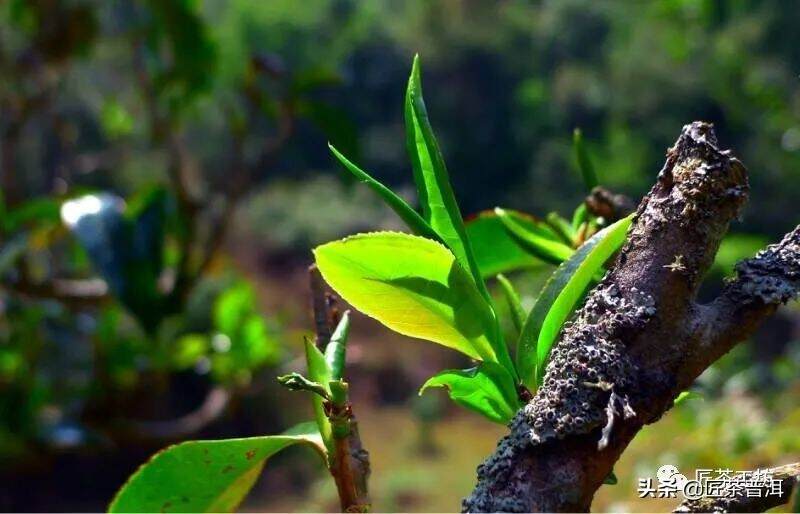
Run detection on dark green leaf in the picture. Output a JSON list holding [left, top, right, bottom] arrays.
[[109, 422, 325, 513], [328, 144, 440, 242], [404, 55, 488, 302], [496, 274, 525, 335], [517, 214, 633, 389], [545, 212, 576, 246], [419, 362, 520, 424], [465, 210, 553, 278], [495, 208, 574, 266], [604, 470, 618, 485], [573, 128, 598, 191]]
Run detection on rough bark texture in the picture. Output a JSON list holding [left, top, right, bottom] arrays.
[[674, 462, 800, 513], [463, 122, 800, 512]]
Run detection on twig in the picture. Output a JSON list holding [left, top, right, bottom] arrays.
[[309, 267, 370, 512]]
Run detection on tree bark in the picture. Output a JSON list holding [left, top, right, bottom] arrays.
[[673, 462, 800, 513], [463, 122, 800, 512]]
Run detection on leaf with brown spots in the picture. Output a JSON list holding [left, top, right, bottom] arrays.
[[109, 422, 326, 513]]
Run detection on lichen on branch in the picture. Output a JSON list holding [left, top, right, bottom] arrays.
[[464, 122, 800, 513]]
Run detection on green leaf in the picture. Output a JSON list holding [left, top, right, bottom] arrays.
[[495, 208, 574, 266], [404, 55, 487, 300], [545, 212, 576, 246], [571, 203, 590, 232], [604, 470, 618, 485], [304, 338, 333, 456], [324, 310, 350, 380], [517, 214, 634, 389], [573, 128, 598, 191], [314, 232, 500, 364], [108, 422, 326, 513], [328, 143, 440, 242], [420, 362, 520, 424], [674, 390, 703, 405], [4, 196, 61, 232], [496, 274, 525, 335], [465, 210, 554, 277], [277, 372, 330, 399]]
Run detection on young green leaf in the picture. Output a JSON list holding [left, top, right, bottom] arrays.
[[324, 310, 350, 380], [674, 390, 703, 405], [496, 274, 525, 335], [495, 207, 574, 266], [573, 128, 598, 191], [304, 338, 333, 455], [314, 232, 502, 365], [277, 372, 330, 399], [328, 144, 440, 242], [465, 210, 555, 277], [404, 55, 487, 300], [109, 422, 326, 513], [517, 214, 634, 389], [419, 362, 520, 424], [545, 212, 576, 247], [571, 203, 590, 232]]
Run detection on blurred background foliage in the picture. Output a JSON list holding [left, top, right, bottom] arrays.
[[0, 0, 799, 511]]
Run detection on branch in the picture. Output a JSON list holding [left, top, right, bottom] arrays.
[[674, 462, 800, 513], [464, 122, 800, 512], [308, 267, 370, 512]]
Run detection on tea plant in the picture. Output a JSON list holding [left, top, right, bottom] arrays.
[[110, 56, 633, 511], [319, 55, 632, 420]]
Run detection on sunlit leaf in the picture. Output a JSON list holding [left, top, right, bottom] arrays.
[[109, 422, 326, 513], [674, 390, 703, 405], [314, 232, 500, 363], [495, 207, 574, 266], [517, 214, 633, 389], [328, 144, 439, 242], [420, 362, 520, 424], [404, 55, 487, 301], [465, 210, 554, 277]]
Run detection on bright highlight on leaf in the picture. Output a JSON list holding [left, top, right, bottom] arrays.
[[419, 362, 520, 424], [314, 232, 501, 363], [109, 422, 326, 513], [495, 207, 574, 266], [517, 214, 634, 389]]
